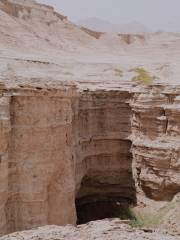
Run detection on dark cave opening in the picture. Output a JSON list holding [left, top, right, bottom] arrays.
[[75, 137, 137, 225], [76, 195, 135, 225]]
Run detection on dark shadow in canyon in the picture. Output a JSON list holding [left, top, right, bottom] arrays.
[[75, 91, 136, 225], [75, 145, 137, 225], [76, 195, 136, 225]]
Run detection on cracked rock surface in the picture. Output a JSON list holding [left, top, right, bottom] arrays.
[[1, 219, 180, 240]]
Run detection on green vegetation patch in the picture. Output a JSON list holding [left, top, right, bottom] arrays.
[[128, 199, 180, 229], [129, 209, 160, 228], [130, 67, 157, 85]]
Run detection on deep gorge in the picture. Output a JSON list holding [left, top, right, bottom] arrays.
[[74, 91, 136, 224], [0, 84, 180, 235]]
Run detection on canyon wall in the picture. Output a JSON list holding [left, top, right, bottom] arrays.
[[74, 91, 136, 223], [0, 84, 180, 234], [0, 0, 180, 237], [75, 91, 134, 199], [131, 85, 180, 201], [0, 86, 78, 234]]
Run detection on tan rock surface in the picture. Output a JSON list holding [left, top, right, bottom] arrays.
[[1, 219, 180, 240], [0, 0, 179, 237]]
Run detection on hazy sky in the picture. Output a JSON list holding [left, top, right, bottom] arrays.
[[38, 0, 180, 32]]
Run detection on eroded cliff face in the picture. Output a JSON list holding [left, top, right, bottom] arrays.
[[75, 91, 134, 196], [0, 84, 179, 235], [0, 86, 78, 234], [131, 86, 180, 201], [74, 91, 136, 223]]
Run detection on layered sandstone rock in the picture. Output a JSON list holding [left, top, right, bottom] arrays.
[[74, 91, 135, 223], [0, 86, 78, 234], [0, 86, 135, 233], [131, 85, 180, 201], [0, 0, 179, 237], [0, 83, 179, 235]]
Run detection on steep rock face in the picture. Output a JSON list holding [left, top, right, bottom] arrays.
[[74, 91, 136, 223], [0, 87, 136, 232], [131, 86, 180, 200], [0, 93, 11, 235], [75, 91, 134, 198], [0, 84, 179, 235], [0, 87, 78, 234]]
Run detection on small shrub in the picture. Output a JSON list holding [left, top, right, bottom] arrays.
[[128, 199, 180, 229], [129, 211, 161, 228], [130, 67, 157, 85]]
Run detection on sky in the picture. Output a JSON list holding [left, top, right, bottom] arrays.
[[38, 0, 180, 32]]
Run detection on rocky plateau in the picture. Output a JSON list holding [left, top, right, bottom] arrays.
[[0, 0, 180, 239]]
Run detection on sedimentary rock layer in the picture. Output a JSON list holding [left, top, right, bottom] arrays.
[[131, 85, 180, 201], [0, 86, 78, 234], [74, 91, 135, 223], [0, 84, 180, 235], [75, 91, 135, 201], [0, 0, 179, 237]]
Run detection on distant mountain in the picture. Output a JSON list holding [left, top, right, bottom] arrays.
[[77, 17, 151, 34]]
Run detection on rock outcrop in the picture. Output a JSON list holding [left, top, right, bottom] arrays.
[[1, 219, 180, 240], [131, 86, 180, 201], [0, 83, 179, 235], [0, 86, 78, 234]]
